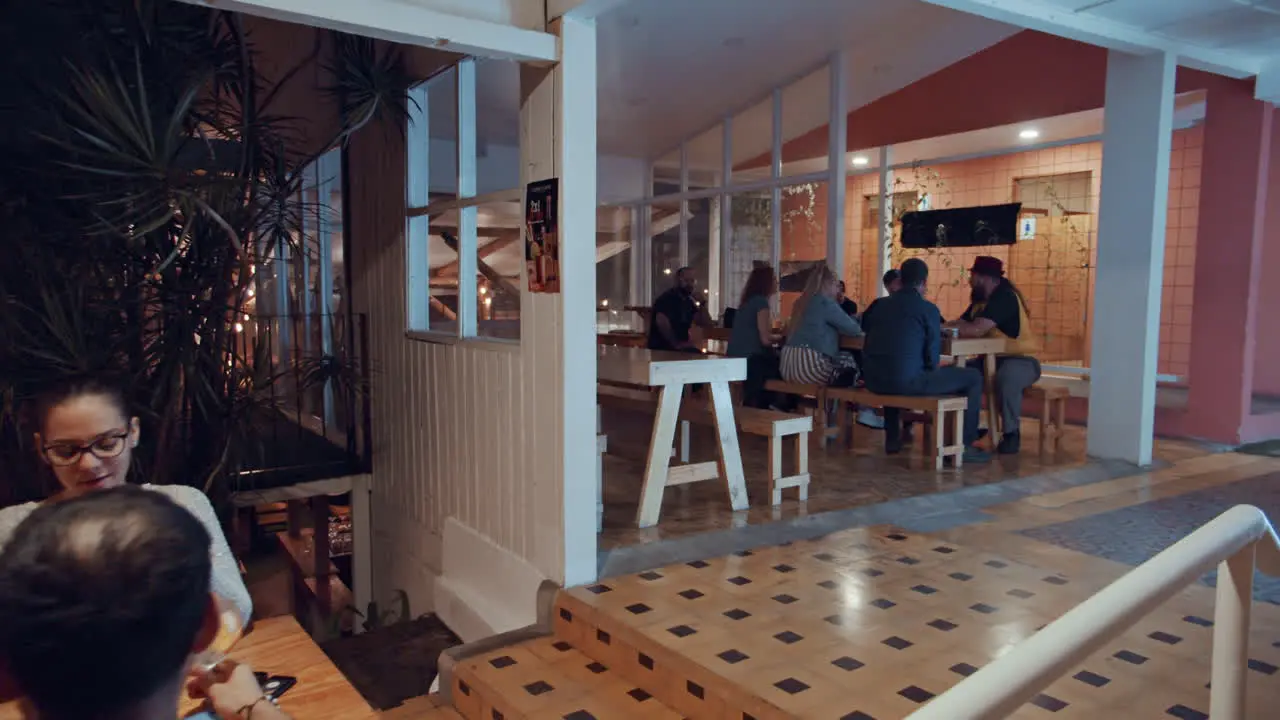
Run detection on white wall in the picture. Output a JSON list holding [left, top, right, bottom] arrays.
[[348, 121, 566, 636]]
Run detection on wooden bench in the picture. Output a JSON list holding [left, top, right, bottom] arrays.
[[1027, 384, 1069, 454], [597, 384, 691, 461], [827, 387, 968, 469], [763, 379, 838, 447], [682, 405, 813, 505]]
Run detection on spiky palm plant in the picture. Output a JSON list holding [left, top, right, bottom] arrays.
[[0, 0, 410, 505]]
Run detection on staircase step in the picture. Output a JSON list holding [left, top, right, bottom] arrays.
[[450, 635, 684, 720]]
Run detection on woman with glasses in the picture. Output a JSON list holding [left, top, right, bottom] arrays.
[[0, 375, 252, 624]]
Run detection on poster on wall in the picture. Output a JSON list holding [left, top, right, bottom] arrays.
[[1019, 215, 1037, 240], [525, 178, 561, 294]]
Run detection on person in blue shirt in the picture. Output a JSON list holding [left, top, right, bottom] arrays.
[[861, 258, 989, 463], [727, 264, 785, 408], [647, 267, 708, 352], [780, 261, 863, 387]]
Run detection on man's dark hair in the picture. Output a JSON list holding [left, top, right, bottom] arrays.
[[882, 269, 901, 286], [0, 486, 212, 718], [900, 258, 929, 288]]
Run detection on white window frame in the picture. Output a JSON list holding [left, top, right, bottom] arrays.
[[405, 58, 522, 348]]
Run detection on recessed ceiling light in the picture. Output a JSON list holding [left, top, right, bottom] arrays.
[[851, 156, 870, 167], [1019, 128, 1041, 140]]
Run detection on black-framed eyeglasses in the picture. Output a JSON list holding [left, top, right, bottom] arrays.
[[42, 431, 130, 467]]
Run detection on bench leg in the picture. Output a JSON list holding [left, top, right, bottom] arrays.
[[709, 381, 749, 512], [951, 407, 964, 468], [680, 419, 691, 463], [1038, 397, 1051, 455], [933, 412, 946, 471], [1053, 398, 1067, 453], [795, 433, 809, 502], [768, 435, 783, 506], [596, 436, 606, 532]]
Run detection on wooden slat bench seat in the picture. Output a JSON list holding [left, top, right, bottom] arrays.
[[826, 387, 968, 469], [1026, 383, 1069, 454], [763, 379, 838, 447], [682, 405, 813, 505]]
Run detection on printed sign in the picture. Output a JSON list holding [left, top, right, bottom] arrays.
[[1019, 215, 1037, 240], [525, 179, 560, 293]]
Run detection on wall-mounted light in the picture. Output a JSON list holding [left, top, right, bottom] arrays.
[[851, 156, 870, 167], [1019, 128, 1041, 140]]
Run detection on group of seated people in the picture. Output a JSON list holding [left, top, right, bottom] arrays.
[[661, 254, 1040, 463], [0, 376, 288, 719]]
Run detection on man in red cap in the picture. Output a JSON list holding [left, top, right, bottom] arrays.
[[946, 255, 1041, 454]]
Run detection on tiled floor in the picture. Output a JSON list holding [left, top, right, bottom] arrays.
[[424, 451, 1280, 719], [599, 406, 1214, 550]]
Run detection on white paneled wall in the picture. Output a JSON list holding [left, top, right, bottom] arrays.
[[346, 120, 566, 620]]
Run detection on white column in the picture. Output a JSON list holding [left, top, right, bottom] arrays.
[[456, 58, 478, 337], [720, 118, 734, 312], [708, 196, 722, 315], [556, 15, 599, 585], [1086, 50, 1175, 465], [678, 143, 689, 267], [827, 51, 849, 275]]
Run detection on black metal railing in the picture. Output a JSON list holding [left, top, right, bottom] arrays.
[[229, 312, 371, 493]]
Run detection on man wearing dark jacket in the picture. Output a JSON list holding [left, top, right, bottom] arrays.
[[861, 259, 988, 462]]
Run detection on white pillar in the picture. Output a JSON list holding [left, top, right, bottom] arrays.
[[1086, 50, 1175, 465], [708, 196, 722, 316], [522, 15, 598, 586], [557, 16, 599, 585], [826, 51, 849, 276]]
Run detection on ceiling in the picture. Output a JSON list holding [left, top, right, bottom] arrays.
[[1035, 0, 1280, 57], [595, 0, 1018, 160]]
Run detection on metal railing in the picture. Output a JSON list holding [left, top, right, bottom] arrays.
[[909, 504, 1280, 719], [229, 312, 371, 493]]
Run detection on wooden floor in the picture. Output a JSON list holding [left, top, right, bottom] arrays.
[[598, 406, 1213, 550], [401, 452, 1280, 719]]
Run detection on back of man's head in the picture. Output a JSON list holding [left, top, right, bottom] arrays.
[[0, 486, 212, 719], [900, 258, 929, 289]]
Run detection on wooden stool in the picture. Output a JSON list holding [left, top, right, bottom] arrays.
[[1027, 384, 1069, 454]]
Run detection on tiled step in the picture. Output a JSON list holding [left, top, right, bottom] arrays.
[[554, 526, 1129, 720], [449, 634, 685, 719]]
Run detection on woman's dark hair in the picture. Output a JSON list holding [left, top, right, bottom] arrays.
[[739, 264, 777, 307], [31, 374, 130, 434]]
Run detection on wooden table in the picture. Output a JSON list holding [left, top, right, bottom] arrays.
[[0, 617, 374, 720], [598, 345, 748, 528]]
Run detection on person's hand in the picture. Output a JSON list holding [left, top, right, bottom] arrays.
[[188, 659, 268, 718]]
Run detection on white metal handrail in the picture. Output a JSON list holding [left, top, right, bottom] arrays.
[[908, 504, 1280, 719]]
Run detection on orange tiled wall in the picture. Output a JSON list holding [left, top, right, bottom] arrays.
[[780, 128, 1202, 376]]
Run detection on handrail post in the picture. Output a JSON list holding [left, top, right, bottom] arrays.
[[1210, 541, 1255, 719]]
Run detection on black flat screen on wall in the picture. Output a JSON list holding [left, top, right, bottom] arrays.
[[899, 203, 1022, 248]]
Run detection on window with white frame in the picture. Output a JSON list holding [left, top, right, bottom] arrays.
[[405, 58, 523, 342]]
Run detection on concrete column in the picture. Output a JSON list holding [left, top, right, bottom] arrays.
[[1086, 50, 1175, 465], [1184, 82, 1273, 443], [826, 51, 849, 273], [521, 15, 598, 585]]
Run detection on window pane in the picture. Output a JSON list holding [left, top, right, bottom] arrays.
[[596, 206, 632, 331], [652, 148, 680, 196], [428, 67, 458, 198], [649, 199, 681, 300], [423, 210, 461, 334], [687, 123, 723, 191], [724, 190, 772, 312], [476, 59, 521, 195], [730, 97, 772, 185], [686, 197, 714, 315], [475, 200, 522, 340], [781, 64, 829, 176]]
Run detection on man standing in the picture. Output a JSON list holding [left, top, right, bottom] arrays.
[[861, 259, 989, 462], [648, 267, 708, 352], [947, 256, 1040, 454]]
